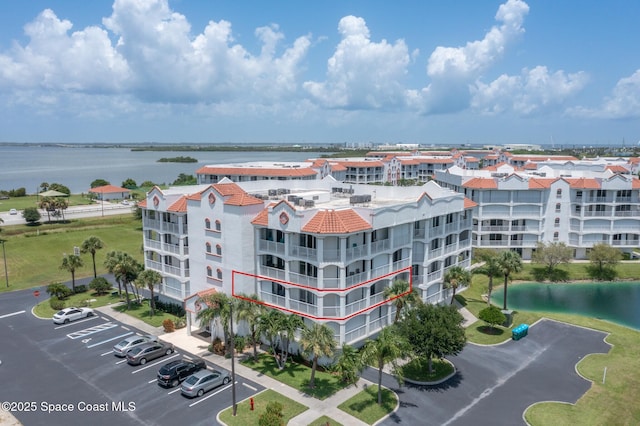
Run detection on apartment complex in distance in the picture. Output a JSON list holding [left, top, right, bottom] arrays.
[[140, 178, 474, 345], [434, 161, 640, 260]]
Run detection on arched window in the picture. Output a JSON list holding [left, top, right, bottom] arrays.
[[553, 232, 559, 241], [216, 244, 222, 256], [556, 189, 562, 198], [206, 266, 212, 277], [217, 269, 223, 280], [555, 203, 561, 213], [205, 218, 211, 229], [554, 217, 560, 227], [206, 242, 212, 253], [215, 220, 221, 231]]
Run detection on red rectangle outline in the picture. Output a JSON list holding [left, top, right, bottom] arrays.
[[231, 266, 412, 321]]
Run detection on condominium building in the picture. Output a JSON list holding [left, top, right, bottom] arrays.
[[434, 163, 640, 259], [140, 178, 474, 345]]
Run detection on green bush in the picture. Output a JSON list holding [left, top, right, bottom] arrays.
[[49, 297, 65, 311], [259, 401, 284, 426], [154, 299, 186, 317], [74, 284, 88, 294], [47, 282, 73, 299], [586, 265, 618, 281], [89, 277, 112, 295]]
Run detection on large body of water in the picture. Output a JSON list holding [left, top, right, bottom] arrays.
[[0, 145, 329, 194], [492, 282, 640, 330]]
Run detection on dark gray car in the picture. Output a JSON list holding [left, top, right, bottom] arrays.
[[126, 341, 174, 365], [181, 369, 230, 398]]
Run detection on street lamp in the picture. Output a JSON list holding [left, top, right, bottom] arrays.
[[0, 239, 8, 288], [229, 300, 237, 416]]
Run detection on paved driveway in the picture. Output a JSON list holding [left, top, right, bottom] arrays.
[[366, 319, 611, 426]]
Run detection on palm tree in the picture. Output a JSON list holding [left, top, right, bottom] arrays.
[[197, 293, 233, 355], [104, 250, 125, 296], [257, 309, 284, 362], [60, 254, 84, 293], [300, 323, 337, 388], [235, 294, 264, 361], [497, 250, 523, 310], [443, 266, 472, 305], [55, 198, 69, 221], [135, 269, 163, 316], [383, 279, 420, 323], [276, 313, 304, 370], [333, 343, 365, 384], [38, 197, 54, 222], [105, 252, 141, 310], [81, 236, 104, 278], [362, 326, 408, 405], [474, 252, 502, 306]]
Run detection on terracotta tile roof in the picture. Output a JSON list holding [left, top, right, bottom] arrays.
[[564, 178, 600, 189], [167, 196, 188, 212], [523, 163, 538, 169], [463, 198, 478, 208], [224, 193, 264, 206], [186, 193, 201, 201], [213, 182, 248, 196], [330, 163, 348, 171], [482, 161, 510, 171], [462, 178, 498, 189], [302, 209, 371, 234], [197, 166, 317, 177], [629, 157, 640, 164], [339, 161, 385, 168], [606, 165, 629, 173], [399, 158, 420, 165], [465, 157, 479, 162], [528, 178, 555, 189], [88, 184, 131, 194], [251, 208, 269, 226], [632, 179, 640, 188], [510, 155, 578, 162], [416, 158, 454, 164], [137, 199, 147, 208]]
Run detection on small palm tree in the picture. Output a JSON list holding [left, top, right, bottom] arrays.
[[276, 313, 304, 370], [81, 236, 104, 278], [300, 323, 337, 388], [105, 252, 141, 310], [104, 250, 125, 296], [475, 252, 502, 306], [333, 343, 365, 384], [497, 250, 523, 310], [236, 294, 264, 361], [38, 197, 53, 222], [135, 269, 163, 316], [60, 254, 83, 293], [383, 279, 420, 323], [197, 293, 233, 355], [443, 266, 472, 305], [257, 309, 285, 363], [362, 326, 408, 405]]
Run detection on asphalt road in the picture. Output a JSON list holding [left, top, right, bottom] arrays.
[[365, 319, 611, 426], [0, 289, 264, 426], [0, 201, 134, 226]]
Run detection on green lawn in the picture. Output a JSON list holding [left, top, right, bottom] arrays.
[[241, 353, 346, 400], [0, 215, 142, 292], [0, 194, 95, 212], [401, 358, 454, 382], [337, 385, 397, 425], [218, 389, 307, 426], [112, 299, 182, 328], [33, 290, 121, 318], [511, 262, 640, 282]]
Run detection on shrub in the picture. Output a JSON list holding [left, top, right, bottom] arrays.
[[89, 277, 112, 295], [154, 299, 186, 317], [162, 319, 175, 333], [208, 338, 225, 355], [174, 316, 186, 329], [258, 401, 284, 426], [233, 335, 247, 353], [586, 265, 618, 281], [479, 306, 506, 332], [49, 297, 65, 311], [47, 282, 73, 299], [74, 284, 88, 294]]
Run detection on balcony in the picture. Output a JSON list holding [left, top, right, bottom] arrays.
[[392, 258, 411, 271], [370, 292, 385, 305], [322, 249, 341, 262], [413, 228, 426, 238], [429, 247, 443, 258], [258, 240, 285, 254], [476, 226, 510, 232], [612, 239, 640, 246], [346, 245, 368, 261], [444, 243, 458, 254], [344, 324, 368, 344], [426, 270, 442, 283], [290, 245, 317, 260], [583, 211, 612, 217], [288, 299, 318, 316], [346, 270, 368, 287], [345, 298, 369, 316], [259, 265, 286, 281], [614, 211, 640, 217], [481, 240, 509, 246], [259, 292, 286, 308], [288, 272, 318, 288], [370, 239, 391, 255], [323, 305, 340, 317], [144, 239, 162, 250], [322, 277, 341, 289]]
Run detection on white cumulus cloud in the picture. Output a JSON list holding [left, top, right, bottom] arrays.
[[568, 70, 640, 119], [303, 15, 411, 109]]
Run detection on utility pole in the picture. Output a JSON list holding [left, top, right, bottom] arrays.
[[229, 300, 237, 416], [0, 239, 8, 288]]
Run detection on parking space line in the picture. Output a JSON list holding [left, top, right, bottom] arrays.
[[67, 322, 118, 339], [87, 331, 133, 348], [131, 353, 180, 374], [183, 354, 193, 360], [0, 310, 26, 319], [115, 359, 128, 365], [242, 383, 257, 391], [54, 316, 99, 329], [148, 379, 157, 384], [188, 382, 235, 407], [101, 351, 114, 357], [168, 388, 181, 395]]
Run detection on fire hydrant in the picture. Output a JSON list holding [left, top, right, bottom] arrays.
[[250, 397, 254, 411]]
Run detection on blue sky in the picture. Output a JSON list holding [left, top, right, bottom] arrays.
[[0, 0, 639, 146]]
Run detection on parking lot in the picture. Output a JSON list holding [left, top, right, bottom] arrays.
[[0, 298, 264, 426]]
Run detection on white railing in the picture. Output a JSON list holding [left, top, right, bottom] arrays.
[[322, 277, 341, 289], [370, 239, 391, 254], [583, 211, 611, 217], [345, 299, 368, 316], [426, 270, 442, 283], [614, 211, 640, 217], [370, 293, 385, 305], [145, 259, 162, 271], [414, 228, 426, 238], [258, 240, 285, 254], [259, 292, 286, 308], [612, 240, 639, 246], [323, 306, 340, 317], [288, 300, 318, 316], [444, 243, 458, 254], [429, 247, 443, 258], [288, 272, 318, 288], [259, 265, 286, 281], [368, 317, 385, 333], [290, 245, 317, 259], [346, 245, 368, 261], [145, 239, 162, 250], [323, 249, 341, 262], [392, 258, 410, 271], [346, 270, 368, 287], [344, 324, 368, 344]]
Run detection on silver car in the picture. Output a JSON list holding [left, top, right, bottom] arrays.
[[52, 307, 95, 324], [181, 369, 231, 398], [126, 341, 174, 366], [113, 334, 158, 357]]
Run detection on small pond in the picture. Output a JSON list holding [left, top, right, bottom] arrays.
[[491, 282, 640, 330]]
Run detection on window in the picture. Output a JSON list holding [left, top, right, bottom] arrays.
[[576, 190, 582, 198], [216, 269, 222, 280], [556, 189, 562, 198], [554, 218, 560, 227], [205, 218, 211, 229], [575, 205, 581, 214], [432, 216, 440, 227], [215, 220, 221, 231], [430, 239, 441, 250], [446, 213, 454, 224], [555, 203, 561, 213], [271, 282, 285, 297], [299, 233, 316, 248], [553, 232, 559, 241], [206, 242, 211, 253], [216, 244, 222, 256], [206, 266, 212, 277]]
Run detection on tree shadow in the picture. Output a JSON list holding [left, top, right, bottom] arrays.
[[476, 325, 505, 336]]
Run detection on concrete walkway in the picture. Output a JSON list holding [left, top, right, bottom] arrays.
[[96, 302, 478, 425]]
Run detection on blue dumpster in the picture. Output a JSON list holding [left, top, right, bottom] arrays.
[[512, 324, 529, 341]]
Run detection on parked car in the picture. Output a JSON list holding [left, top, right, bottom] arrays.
[[157, 358, 207, 387], [113, 335, 158, 357], [9, 209, 17, 215], [181, 369, 230, 398], [52, 307, 95, 324], [126, 341, 174, 366]]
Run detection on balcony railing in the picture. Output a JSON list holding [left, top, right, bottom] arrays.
[[583, 211, 611, 217], [145, 239, 162, 250], [346, 245, 368, 261], [344, 323, 368, 344], [259, 265, 286, 281], [290, 245, 317, 260], [413, 228, 426, 238], [614, 211, 640, 217], [429, 247, 443, 258], [346, 270, 368, 287], [345, 298, 369, 316], [288, 299, 318, 316], [426, 270, 442, 283], [612, 239, 639, 246], [323, 305, 340, 317], [322, 277, 341, 289], [259, 292, 286, 308], [288, 272, 318, 288], [258, 240, 285, 254], [322, 249, 341, 262], [370, 239, 391, 254]]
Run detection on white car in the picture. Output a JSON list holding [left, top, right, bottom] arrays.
[[52, 307, 95, 324], [9, 208, 17, 215]]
